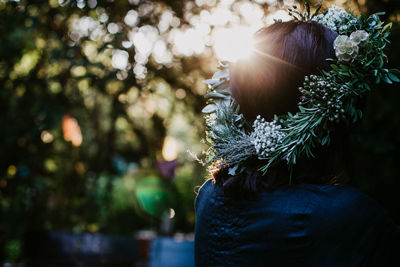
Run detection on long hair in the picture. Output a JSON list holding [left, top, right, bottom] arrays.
[[213, 21, 351, 197]]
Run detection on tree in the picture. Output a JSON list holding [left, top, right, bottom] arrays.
[[0, 0, 399, 262]]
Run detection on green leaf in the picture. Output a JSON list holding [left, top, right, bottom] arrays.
[[321, 135, 330, 146], [388, 72, 400, 82], [204, 79, 223, 88], [382, 22, 392, 33], [340, 72, 351, 77], [374, 11, 386, 16], [202, 104, 217, 114], [379, 56, 384, 68], [214, 82, 230, 91], [305, 0, 310, 20], [383, 74, 393, 84], [375, 75, 381, 84], [322, 70, 330, 76], [312, 5, 322, 19], [228, 164, 239, 176], [219, 61, 229, 68], [212, 69, 229, 80], [205, 92, 229, 99], [234, 114, 243, 122], [339, 64, 349, 71], [330, 64, 339, 72], [217, 88, 231, 95], [366, 57, 375, 67]]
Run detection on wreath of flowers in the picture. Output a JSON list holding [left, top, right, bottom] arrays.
[[201, 3, 400, 181]]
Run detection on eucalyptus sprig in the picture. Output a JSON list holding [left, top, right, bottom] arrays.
[[288, 1, 322, 22]]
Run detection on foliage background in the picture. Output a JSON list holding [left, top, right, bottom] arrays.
[[0, 0, 399, 262]]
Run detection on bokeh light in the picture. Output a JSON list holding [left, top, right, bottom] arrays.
[[162, 136, 179, 161], [112, 49, 129, 70], [213, 26, 256, 62], [62, 115, 83, 147], [40, 131, 54, 144]]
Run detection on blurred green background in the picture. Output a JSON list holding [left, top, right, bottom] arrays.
[[0, 0, 399, 262]]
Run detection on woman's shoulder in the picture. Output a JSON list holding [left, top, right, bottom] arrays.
[[195, 179, 394, 223], [302, 184, 399, 265], [196, 180, 395, 227], [289, 184, 399, 245], [196, 179, 377, 209], [271, 183, 392, 223], [194, 178, 217, 212], [292, 183, 387, 217]]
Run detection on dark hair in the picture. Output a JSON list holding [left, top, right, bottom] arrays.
[[213, 21, 351, 197], [230, 21, 338, 122]]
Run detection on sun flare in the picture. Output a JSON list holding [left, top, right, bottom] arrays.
[[213, 26, 257, 62]]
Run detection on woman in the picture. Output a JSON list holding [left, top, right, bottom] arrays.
[[194, 17, 399, 267]]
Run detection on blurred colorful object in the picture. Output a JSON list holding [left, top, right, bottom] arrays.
[[62, 115, 82, 147], [135, 176, 172, 219], [156, 160, 177, 181]]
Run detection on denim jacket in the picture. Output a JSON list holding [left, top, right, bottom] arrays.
[[194, 179, 399, 267]]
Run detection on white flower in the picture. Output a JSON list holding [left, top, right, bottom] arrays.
[[334, 35, 359, 62], [350, 30, 369, 44], [250, 117, 285, 159], [333, 36, 348, 49]]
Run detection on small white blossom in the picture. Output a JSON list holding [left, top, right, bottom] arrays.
[[313, 5, 357, 34], [250, 116, 286, 159]]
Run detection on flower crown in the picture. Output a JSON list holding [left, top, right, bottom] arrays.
[[201, 4, 400, 181]]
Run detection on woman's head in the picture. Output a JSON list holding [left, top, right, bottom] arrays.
[[214, 21, 350, 196], [230, 21, 338, 121]]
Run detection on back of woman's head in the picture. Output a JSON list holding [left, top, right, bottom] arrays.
[[230, 21, 338, 122], [214, 21, 349, 197]]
